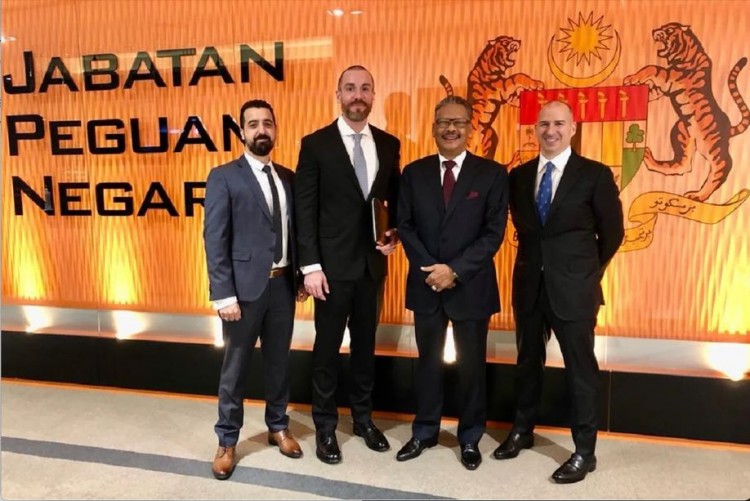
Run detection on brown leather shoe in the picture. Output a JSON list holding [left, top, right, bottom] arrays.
[[211, 446, 236, 480], [268, 429, 303, 458]]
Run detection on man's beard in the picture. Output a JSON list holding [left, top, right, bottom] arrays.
[[343, 100, 372, 122], [246, 136, 274, 156]]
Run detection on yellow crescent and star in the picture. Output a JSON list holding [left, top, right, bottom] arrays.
[[547, 12, 621, 88]]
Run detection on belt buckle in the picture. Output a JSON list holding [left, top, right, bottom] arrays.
[[270, 267, 286, 278]]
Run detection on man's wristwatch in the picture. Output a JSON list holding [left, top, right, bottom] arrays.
[[452, 271, 459, 283]]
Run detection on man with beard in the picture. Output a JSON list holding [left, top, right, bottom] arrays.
[[204, 99, 307, 480], [295, 65, 401, 464], [395, 95, 508, 470], [493, 101, 623, 483]]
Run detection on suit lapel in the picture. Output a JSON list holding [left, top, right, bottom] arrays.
[[369, 126, 391, 202], [235, 155, 272, 223], [443, 152, 480, 224], [422, 155, 445, 216], [279, 167, 293, 220], [546, 152, 585, 224], [520, 158, 541, 229]]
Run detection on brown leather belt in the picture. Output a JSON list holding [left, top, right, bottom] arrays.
[[269, 267, 288, 278]]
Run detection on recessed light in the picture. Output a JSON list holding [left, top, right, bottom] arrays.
[[327, 8, 345, 17], [351, 10, 364, 15]]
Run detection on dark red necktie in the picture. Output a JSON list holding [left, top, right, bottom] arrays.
[[443, 160, 456, 206]]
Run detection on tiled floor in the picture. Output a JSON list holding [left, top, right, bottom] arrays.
[[2, 380, 749, 500]]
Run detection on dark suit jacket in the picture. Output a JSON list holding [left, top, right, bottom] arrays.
[[295, 121, 400, 281], [203, 155, 297, 302], [398, 152, 509, 321], [509, 151, 624, 321]]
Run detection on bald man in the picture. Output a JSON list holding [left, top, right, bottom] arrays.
[[494, 101, 624, 483]]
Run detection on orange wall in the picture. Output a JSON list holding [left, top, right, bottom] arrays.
[[2, 0, 749, 342]]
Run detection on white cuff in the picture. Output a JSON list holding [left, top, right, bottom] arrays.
[[213, 296, 238, 310], [301, 264, 323, 275]]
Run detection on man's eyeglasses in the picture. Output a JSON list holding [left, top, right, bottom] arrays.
[[435, 118, 470, 129]]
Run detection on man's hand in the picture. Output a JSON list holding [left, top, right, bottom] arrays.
[[218, 303, 241, 322], [304, 270, 330, 301], [421, 264, 457, 292], [376, 228, 400, 256], [296, 284, 310, 303]]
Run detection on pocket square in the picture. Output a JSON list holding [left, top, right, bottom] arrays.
[[466, 190, 480, 200]]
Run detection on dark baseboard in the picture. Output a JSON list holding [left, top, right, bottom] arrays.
[[2, 331, 748, 444]]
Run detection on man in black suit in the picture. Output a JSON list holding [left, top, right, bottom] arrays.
[[395, 96, 509, 470], [493, 101, 624, 483], [295, 65, 401, 464], [204, 100, 307, 480]]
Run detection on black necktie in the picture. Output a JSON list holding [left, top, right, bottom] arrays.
[[262, 164, 283, 264]]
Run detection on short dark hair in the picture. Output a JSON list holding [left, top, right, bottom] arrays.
[[337, 65, 374, 90], [434, 96, 472, 120], [239, 99, 276, 127]]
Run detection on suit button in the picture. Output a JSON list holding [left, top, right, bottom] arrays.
[[269, 247, 275, 252]]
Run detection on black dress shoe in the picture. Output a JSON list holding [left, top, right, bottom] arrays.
[[353, 420, 390, 452], [396, 436, 438, 462], [551, 453, 597, 484], [460, 442, 482, 470], [492, 431, 534, 460], [315, 431, 342, 464]]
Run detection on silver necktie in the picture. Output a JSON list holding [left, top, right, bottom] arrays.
[[352, 133, 369, 198]]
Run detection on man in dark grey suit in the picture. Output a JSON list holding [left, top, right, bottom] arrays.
[[295, 65, 401, 464], [396, 96, 509, 470], [494, 101, 624, 483], [204, 99, 306, 480]]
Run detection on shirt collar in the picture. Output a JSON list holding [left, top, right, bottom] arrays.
[[243, 151, 273, 173], [337, 115, 372, 138], [439, 150, 468, 168], [538, 146, 572, 174]]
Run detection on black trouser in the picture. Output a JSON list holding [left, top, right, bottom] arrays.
[[512, 277, 600, 457], [215, 273, 295, 447], [412, 309, 489, 445], [311, 274, 383, 432]]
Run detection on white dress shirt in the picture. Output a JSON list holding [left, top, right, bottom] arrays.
[[535, 146, 572, 201], [439, 150, 467, 184], [301, 116, 380, 275], [337, 116, 379, 194], [213, 153, 289, 310]]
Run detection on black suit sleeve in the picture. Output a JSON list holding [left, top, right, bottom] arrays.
[[448, 164, 509, 282], [387, 138, 401, 229], [593, 165, 625, 273], [294, 135, 320, 267], [203, 168, 235, 300], [397, 165, 437, 267]]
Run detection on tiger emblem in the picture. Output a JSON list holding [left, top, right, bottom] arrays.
[[623, 22, 749, 201], [440, 36, 544, 161]]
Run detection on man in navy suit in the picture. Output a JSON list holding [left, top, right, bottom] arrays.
[[204, 100, 306, 480], [396, 95, 509, 470], [295, 65, 401, 464], [493, 101, 624, 483]]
